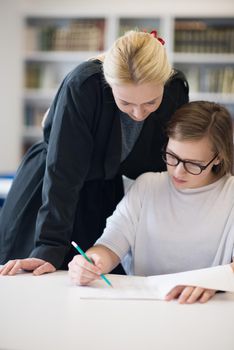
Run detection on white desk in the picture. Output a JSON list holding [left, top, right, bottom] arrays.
[[0, 271, 233, 350]]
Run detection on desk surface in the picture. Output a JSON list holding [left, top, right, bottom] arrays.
[[0, 271, 233, 350]]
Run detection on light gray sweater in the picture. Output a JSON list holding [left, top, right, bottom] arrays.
[[95, 172, 234, 276]]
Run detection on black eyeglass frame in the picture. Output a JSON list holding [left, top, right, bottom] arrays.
[[162, 151, 219, 175]]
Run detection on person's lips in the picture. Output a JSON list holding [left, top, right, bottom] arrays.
[[173, 176, 187, 184]]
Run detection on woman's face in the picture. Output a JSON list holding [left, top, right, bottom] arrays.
[[111, 82, 164, 122], [166, 136, 220, 189]]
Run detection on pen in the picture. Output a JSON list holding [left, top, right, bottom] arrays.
[[71, 241, 113, 288]]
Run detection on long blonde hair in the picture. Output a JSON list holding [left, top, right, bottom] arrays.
[[103, 30, 172, 86], [167, 101, 234, 176]]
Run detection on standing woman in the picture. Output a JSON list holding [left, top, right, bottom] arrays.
[[0, 30, 188, 275]]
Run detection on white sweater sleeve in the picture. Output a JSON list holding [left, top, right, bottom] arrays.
[[95, 174, 148, 259]]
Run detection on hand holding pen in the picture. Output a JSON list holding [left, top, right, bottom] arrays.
[[68, 241, 112, 287]]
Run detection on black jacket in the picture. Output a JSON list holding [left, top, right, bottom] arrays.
[[0, 60, 189, 269]]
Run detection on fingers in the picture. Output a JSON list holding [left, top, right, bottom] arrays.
[[0, 258, 56, 276], [178, 286, 204, 304], [199, 289, 216, 303], [0, 260, 22, 275], [165, 285, 185, 301], [68, 255, 102, 286], [0, 259, 34, 275], [69, 268, 100, 286], [33, 262, 56, 276], [165, 285, 216, 304], [0, 259, 35, 275], [179, 287, 216, 304]]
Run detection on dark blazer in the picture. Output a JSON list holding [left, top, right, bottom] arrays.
[[0, 60, 189, 270]]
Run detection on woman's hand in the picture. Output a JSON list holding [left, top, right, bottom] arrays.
[[68, 253, 103, 286], [165, 285, 216, 304], [0, 258, 56, 276]]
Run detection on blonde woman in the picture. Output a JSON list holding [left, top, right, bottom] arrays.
[[0, 30, 188, 275], [68, 101, 234, 304]]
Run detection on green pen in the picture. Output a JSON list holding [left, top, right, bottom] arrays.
[[71, 241, 113, 288]]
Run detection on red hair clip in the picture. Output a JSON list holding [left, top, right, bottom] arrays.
[[150, 30, 165, 45]]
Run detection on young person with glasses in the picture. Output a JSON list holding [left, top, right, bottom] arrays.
[[68, 100, 234, 304]]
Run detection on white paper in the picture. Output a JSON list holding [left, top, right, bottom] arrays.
[[77, 264, 234, 300]]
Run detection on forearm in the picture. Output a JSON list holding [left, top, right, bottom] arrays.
[[86, 244, 120, 273]]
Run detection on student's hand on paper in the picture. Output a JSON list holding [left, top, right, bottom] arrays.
[[68, 254, 103, 286], [0, 258, 56, 276], [165, 285, 216, 304]]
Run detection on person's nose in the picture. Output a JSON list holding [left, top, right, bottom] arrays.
[[132, 106, 145, 120], [174, 162, 186, 176]]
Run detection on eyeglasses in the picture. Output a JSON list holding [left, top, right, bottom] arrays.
[[162, 151, 218, 175]]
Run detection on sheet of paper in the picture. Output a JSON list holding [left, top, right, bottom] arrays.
[[77, 264, 234, 300], [78, 274, 163, 300], [147, 264, 234, 298]]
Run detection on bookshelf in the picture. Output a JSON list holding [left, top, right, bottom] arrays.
[[172, 17, 234, 116], [22, 15, 234, 153], [23, 16, 107, 152]]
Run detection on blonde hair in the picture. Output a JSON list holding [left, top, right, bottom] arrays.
[[167, 101, 234, 176], [103, 30, 172, 86]]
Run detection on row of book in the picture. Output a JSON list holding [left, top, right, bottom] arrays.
[[176, 66, 234, 93], [204, 67, 234, 93], [24, 62, 76, 89], [25, 64, 41, 89], [25, 20, 105, 52], [24, 105, 48, 127], [174, 22, 234, 53]]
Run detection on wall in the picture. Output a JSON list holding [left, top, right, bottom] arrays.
[[20, 0, 234, 15], [0, 0, 22, 172]]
